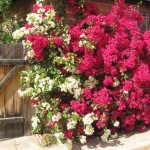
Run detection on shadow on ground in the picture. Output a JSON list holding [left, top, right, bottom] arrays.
[[73, 136, 123, 150]]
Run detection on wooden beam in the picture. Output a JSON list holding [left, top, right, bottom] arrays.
[[0, 117, 24, 125], [0, 59, 26, 65]]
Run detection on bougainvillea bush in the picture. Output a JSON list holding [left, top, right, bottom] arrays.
[[13, 0, 150, 149]]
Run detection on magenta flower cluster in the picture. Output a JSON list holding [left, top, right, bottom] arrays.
[[66, 0, 150, 134]]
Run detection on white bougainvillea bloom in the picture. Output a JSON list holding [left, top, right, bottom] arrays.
[[26, 13, 42, 24], [84, 125, 94, 135], [62, 33, 71, 45], [52, 112, 61, 122], [27, 50, 34, 59], [67, 119, 77, 130], [38, 77, 54, 92], [73, 88, 82, 99], [80, 33, 85, 38], [54, 132, 64, 139], [42, 102, 50, 110], [59, 76, 81, 99], [84, 76, 98, 89], [123, 90, 129, 94], [80, 135, 87, 144], [12, 27, 28, 40], [31, 116, 40, 129], [18, 87, 34, 98], [34, 74, 40, 83], [83, 113, 95, 125], [18, 89, 24, 97], [37, 8, 45, 13], [101, 129, 111, 142], [113, 79, 120, 87], [113, 121, 120, 127], [36, 0, 44, 5], [54, 132, 64, 144]]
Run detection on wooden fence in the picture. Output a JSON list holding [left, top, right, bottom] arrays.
[[0, 43, 33, 139]]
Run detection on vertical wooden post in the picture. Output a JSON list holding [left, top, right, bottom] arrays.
[[0, 66, 5, 138]]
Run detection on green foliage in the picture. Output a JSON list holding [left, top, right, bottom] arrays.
[[0, 0, 12, 21], [0, 17, 25, 43]]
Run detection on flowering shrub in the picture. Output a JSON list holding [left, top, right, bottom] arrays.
[[14, 0, 150, 149], [68, 0, 99, 20]]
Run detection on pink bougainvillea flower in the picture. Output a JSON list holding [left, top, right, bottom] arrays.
[[28, 34, 48, 61], [64, 129, 74, 139]]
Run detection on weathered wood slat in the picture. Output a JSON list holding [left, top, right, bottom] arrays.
[[0, 117, 24, 125], [0, 42, 24, 59], [0, 59, 26, 65], [0, 65, 22, 91], [0, 66, 5, 117]]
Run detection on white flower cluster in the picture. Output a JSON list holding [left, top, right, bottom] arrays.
[[59, 76, 82, 99], [18, 88, 34, 98], [83, 113, 98, 125], [54, 132, 64, 144], [64, 65, 77, 73], [36, 0, 45, 5], [79, 39, 95, 50], [113, 121, 120, 127], [113, 79, 120, 87], [34, 74, 40, 83], [84, 76, 98, 89], [31, 116, 40, 129], [80, 135, 87, 144], [42, 102, 50, 110], [12, 27, 28, 40], [26, 50, 34, 60], [52, 112, 61, 122], [13, 3, 56, 42], [26, 13, 42, 25], [67, 119, 77, 130], [44, 10, 56, 27], [29, 25, 49, 35], [79, 40, 87, 47], [84, 125, 94, 135], [35, 77, 54, 93], [62, 33, 71, 45], [63, 53, 77, 73], [101, 129, 111, 142], [82, 113, 96, 136], [80, 33, 86, 38]]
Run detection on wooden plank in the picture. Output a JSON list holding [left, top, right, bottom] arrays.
[[0, 43, 4, 59], [0, 66, 5, 139], [0, 43, 24, 59], [0, 117, 23, 124], [3, 44, 15, 59], [5, 123, 14, 138], [24, 99, 34, 135], [0, 59, 26, 65], [13, 71, 24, 137], [0, 66, 5, 117], [14, 72, 21, 116], [4, 66, 14, 138], [14, 43, 25, 59]]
